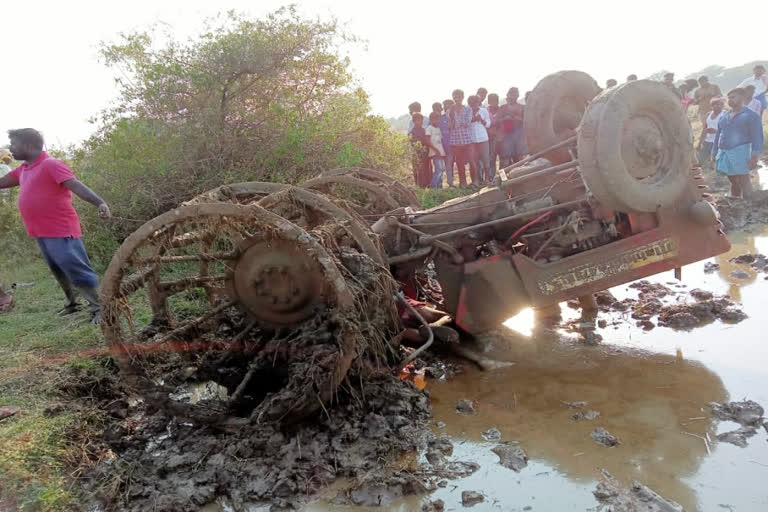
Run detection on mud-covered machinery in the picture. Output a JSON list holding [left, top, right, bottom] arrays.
[[101, 72, 730, 424]]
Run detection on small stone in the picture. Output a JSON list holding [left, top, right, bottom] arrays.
[[437, 480, 448, 488], [523, 507, 533, 511], [709, 400, 765, 426], [561, 401, 588, 409], [703, 262, 720, 273], [663, 312, 700, 329], [636, 319, 655, 331], [571, 410, 600, 421], [422, 498, 445, 512], [482, 427, 501, 441], [456, 399, 477, 415], [428, 436, 453, 457], [491, 442, 528, 471], [461, 490, 484, 507], [730, 270, 750, 280], [729, 254, 756, 264], [435, 421, 446, 429], [597, 319, 607, 328], [719, 308, 747, 324], [689, 288, 713, 301], [591, 427, 620, 447]]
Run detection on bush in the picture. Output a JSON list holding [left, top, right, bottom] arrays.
[[71, 8, 410, 267]]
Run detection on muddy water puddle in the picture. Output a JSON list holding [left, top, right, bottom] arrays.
[[297, 226, 768, 512]]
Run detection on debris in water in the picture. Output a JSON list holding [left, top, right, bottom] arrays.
[[561, 400, 588, 409], [422, 498, 445, 511], [662, 312, 700, 330], [703, 262, 720, 273], [461, 490, 485, 507], [428, 435, 454, 457], [456, 399, 477, 415], [689, 288, 713, 301], [709, 400, 765, 426], [571, 410, 600, 421], [717, 426, 758, 448], [593, 470, 683, 511], [730, 270, 750, 280], [729, 254, 757, 264], [482, 427, 501, 441], [591, 427, 621, 447], [636, 319, 655, 331], [491, 442, 528, 472]]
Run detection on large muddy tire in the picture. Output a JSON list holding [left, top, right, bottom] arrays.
[[577, 80, 693, 213], [525, 71, 600, 164]]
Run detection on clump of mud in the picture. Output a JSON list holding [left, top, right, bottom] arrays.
[[709, 400, 765, 448], [583, 282, 747, 331], [594, 470, 683, 512], [715, 190, 768, 231], [81, 375, 431, 511]]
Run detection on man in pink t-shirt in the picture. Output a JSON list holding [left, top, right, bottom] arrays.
[[0, 128, 111, 324]]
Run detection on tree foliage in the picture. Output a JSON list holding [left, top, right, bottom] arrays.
[[75, 7, 407, 254]]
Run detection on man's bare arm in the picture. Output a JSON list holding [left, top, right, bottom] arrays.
[[0, 174, 19, 189], [62, 179, 111, 218]]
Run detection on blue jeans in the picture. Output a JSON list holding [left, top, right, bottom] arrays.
[[37, 237, 100, 289], [430, 157, 445, 188]]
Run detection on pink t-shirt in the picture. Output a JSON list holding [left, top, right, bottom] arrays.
[[8, 152, 82, 238]]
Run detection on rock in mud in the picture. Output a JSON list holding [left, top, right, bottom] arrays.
[[730, 254, 757, 264], [662, 312, 701, 330], [717, 426, 758, 448], [491, 441, 528, 472], [428, 435, 453, 457], [571, 410, 600, 421], [422, 498, 445, 511], [461, 490, 485, 507], [348, 471, 434, 507], [689, 288, 713, 301], [456, 399, 477, 415], [629, 281, 673, 301], [709, 400, 765, 426], [703, 262, 720, 273], [482, 427, 501, 441], [591, 427, 621, 447], [594, 470, 683, 512], [636, 319, 655, 331], [730, 270, 750, 280], [562, 400, 588, 409], [595, 290, 617, 307]]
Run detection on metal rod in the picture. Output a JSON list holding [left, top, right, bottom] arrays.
[[395, 292, 434, 369], [501, 135, 578, 173], [419, 198, 587, 245], [501, 161, 580, 190], [387, 247, 432, 265]]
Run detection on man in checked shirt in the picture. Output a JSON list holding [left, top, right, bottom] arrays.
[[448, 89, 475, 188]]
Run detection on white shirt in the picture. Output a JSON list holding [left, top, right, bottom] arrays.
[[737, 75, 768, 97], [424, 125, 446, 157], [469, 107, 490, 143], [705, 111, 724, 143]]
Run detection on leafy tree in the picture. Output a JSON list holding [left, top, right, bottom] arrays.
[[75, 7, 408, 258]]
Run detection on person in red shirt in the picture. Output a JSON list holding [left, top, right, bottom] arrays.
[[0, 128, 111, 324]]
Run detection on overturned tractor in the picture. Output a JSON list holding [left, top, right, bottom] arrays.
[[101, 72, 730, 424]]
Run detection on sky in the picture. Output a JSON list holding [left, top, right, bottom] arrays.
[[3, 0, 766, 147]]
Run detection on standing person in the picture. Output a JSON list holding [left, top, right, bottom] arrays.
[[697, 98, 725, 169], [476, 87, 488, 106], [0, 129, 111, 324], [468, 95, 491, 184], [606, 79, 618, 88], [693, 76, 723, 124], [426, 112, 447, 188], [407, 102, 424, 134], [441, 99, 455, 186], [409, 114, 432, 188], [495, 87, 527, 167], [0, 149, 12, 203], [744, 85, 762, 115], [663, 72, 682, 98], [626, 74, 638, 82], [679, 84, 693, 112], [737, 64, 768, 114], [449, 89, 474, 188], [712, 89, 764, 199], [487, 93, 501, 178]]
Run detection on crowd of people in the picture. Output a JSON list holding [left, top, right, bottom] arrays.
[[408, 65, 767, 198]]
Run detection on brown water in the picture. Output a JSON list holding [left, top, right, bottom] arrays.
[[288, 224, 768, 512]]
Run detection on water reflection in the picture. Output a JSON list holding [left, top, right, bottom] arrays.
[[427, 327, 727, 511]]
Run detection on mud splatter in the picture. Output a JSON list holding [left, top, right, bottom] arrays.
[[594, 470, 683, 512]]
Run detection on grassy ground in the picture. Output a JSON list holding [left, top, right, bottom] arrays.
[[0, 257, 105, 511]]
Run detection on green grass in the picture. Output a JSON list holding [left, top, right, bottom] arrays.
[[416, 186, 473, 209], [0, 258, 104, 511]]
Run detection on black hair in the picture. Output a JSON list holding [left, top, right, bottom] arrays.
[[728, 87, 747, 97], [412, 112, 424, 121], [429, 111, 441, 122], [755, 64, 765, 71], [699, 75, 709, 82], [487, 93, 499, 102], [476, 87, 488, 95], [8, 128, 44, 151], [432, 102, 442, 111], [452, 89, 464, 98], [408, 101, 421, 113]]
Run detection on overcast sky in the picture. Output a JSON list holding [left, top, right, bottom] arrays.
[[3, 0, 765, 147]]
